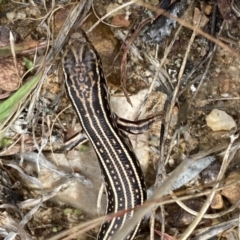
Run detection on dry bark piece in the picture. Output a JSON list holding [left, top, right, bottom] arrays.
[[218, 72, 230, 96], [201, 161, 223, 209], [217, 0, 237, 23], [0, 26, 19, 47], [201, 161, 221, 184], [165, 198, 206, 228], [221, 171, 240, 209], [193, 7, 209, 28], [0, 57, 25, 92]]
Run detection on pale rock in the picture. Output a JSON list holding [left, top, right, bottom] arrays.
[[210, 192, 224, 209], [206, 109, 236, 131]]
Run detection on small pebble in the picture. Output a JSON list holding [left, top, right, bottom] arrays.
[[206, 109, 236, 131], [6, 11, 16, 21], [211, 192, 224, 209], [16, 11, 26, 19]]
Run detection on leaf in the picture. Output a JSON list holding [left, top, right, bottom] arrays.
[[23, 57, 34, 71], [0, 72, 41, 123]]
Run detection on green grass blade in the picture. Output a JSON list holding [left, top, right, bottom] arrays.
[[0, 72, 41, 122]]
